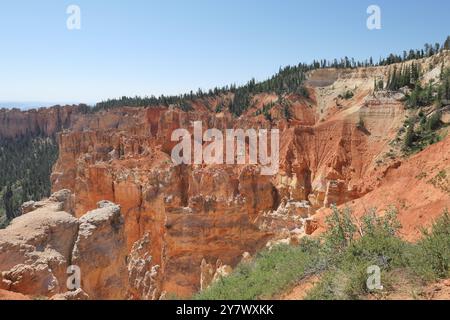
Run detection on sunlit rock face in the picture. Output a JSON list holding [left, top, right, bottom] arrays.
[[0, 191, 128, 299], [0, 105, 82, 139], [2, 52, 450, 299]]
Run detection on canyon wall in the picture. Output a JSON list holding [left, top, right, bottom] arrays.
[[51, 107, 278, 297], [0, 105, 82, 139], [48, 69, 408, 297], [1, 52, 449, 299]]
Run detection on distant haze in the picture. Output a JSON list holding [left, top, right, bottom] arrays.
[[0, 101, 88, 110]]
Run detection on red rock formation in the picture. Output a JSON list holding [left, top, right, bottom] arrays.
[[0, 191, 128, 300], [1, 52, 449, 299], [0, 289, 30, 300], [312, 133, 450, 241], [51, 107, 280, 297], [0, 105, 82, 138], [48, 58, 443, 298]]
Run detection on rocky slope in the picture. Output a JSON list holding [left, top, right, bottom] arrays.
[[0, 190, 128, 299], [312, 132, 450, 241], [0, 52, 449, 299], [51, 107, 276, 297]]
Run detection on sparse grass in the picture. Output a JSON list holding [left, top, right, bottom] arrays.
[[194, 238, 323, 300], [416, 172, 428, 180], [427, 169, 450, 193], [196, 206, 450, 300], [307, 209, 450, 300]]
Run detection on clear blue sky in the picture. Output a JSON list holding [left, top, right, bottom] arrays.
[[0, 0, 449, 105]]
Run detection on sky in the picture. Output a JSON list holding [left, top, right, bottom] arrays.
[[0, 0, 449, 106]]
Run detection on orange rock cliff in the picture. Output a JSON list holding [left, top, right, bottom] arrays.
[[1, 52, 449, 299]]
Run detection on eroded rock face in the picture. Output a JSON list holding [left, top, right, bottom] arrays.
[[0, 105, 82, 139], [0, 289, 30, 300], [0, 191, 128, 300], [199, 259, 233, 292], [127, 233, 161, 300], [2, 53, 449, 299], [0, 191, 78, 296], [71, 201, 128, 300], [51, 113, 276, 297], [47, 65, 410, 298]]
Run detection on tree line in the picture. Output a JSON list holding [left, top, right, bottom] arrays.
[[0, 134, 58, 227], [92, 36, 450, 116]]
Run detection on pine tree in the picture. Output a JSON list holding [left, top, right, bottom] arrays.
[[404, 65, 411, 87], [283, 104, 292, 120], [386, 70, 391, 90], [404, 124, 415, 150], [378, 79, 384, 91], [445, 74, 450, 101], [444, 36, 450, 50], [3, 185, 14, 220], [388, 67, 399, 90]]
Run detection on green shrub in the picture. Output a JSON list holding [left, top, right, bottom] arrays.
[[195, 239, 322, 300], [297, 86, 310, 98], [305, 268, 345, 300], [402, 113, 444, 155], [357, 117, 366, 130], [338, 91, 354, 100], [322, 206, 357, 254], [198, 207, 449, 300], [360, 207, 401, 238], [408, 211, 450, 280], [307, 208, 405, 300]]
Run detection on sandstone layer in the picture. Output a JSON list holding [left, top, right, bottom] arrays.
[[0, 191, 128, 299], [1, 52, 449, 299]]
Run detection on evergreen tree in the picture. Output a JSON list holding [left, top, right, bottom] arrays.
[[444, 36, 450, 50], [3, 185, 14, 220], [379, 79, 384, 91], [404, 124, 415, 150], [0, 136, 58, 226], [88, 36, 449, 116]]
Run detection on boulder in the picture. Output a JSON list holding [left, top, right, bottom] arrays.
[[0, 195, 79, 296], [50, 288, 89, 300], [0, 192, 128, 300]]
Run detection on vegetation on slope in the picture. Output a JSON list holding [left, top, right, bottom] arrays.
[[195, 207, 449, 300], [92, 66, 311, 116], [377, 50, 450, 156], [0, 135, 58, 228], [1, 37, 449, 227], [399, 67, 450, 155], [194, 238, 324, 300], [94, 37, 450, 116]]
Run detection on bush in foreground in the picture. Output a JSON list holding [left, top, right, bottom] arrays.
[[195, 207, 449, 300]]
